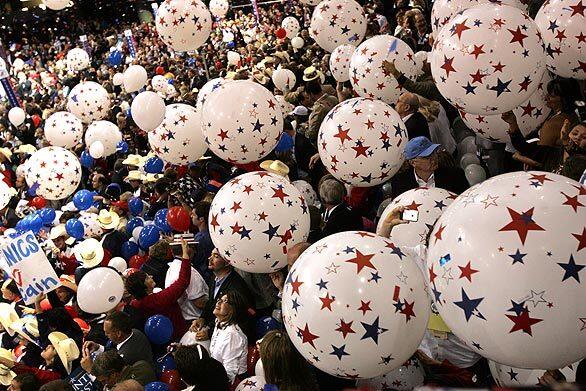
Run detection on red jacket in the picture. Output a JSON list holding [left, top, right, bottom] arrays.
[[130, 258, 191, 340], [12, 363, 61, 384]]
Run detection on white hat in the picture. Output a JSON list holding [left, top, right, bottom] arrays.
[[289, 105, 309, 116], [124, 170, 144, 182], [74, 238, 105, 268], [97, 209, 120, 230], [260, 160, 290, 177], [0, 349, 15, 386], [0, 304, 19, 336], [49, 224, 75, 245], [11, 317, 40, 346], [48, 331, 80, 374]]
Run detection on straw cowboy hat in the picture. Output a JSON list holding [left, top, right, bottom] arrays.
[[11, 317, 40, 346], [0, 349, 15, 386], [97, 209, 120, 230], [0, 148, 12, 162], [124, 170, 144, 182], [303, 66, 322, 82], [143, 173, 163, 184], [0, 304, 19, 336], [74, 238, 104, 268], [49, 224, 75, 246], [260, 160, 290, 177], [14, 144, 37, 155], [122, 154, 142, 166], [48, 331, 80, 374], [59, 275, 77, 292]]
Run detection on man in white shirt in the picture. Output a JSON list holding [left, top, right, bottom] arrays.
[[165, 245, 208, 321]]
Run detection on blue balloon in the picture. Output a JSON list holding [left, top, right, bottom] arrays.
[[37, 208, 56, 225], [156, 354, 176, 374], [128, 197, 144, 216], [26, 214, 44, 234], [109, 50, 123, 66], [65, 218, 84, 240], [227, 41, 235, 49], [167, 78, 174, 85], [73, 190, 94, 211], [144, 157, 164, 174], [144, 315, 173, 345], [256, 316, 281, 339], [121, 241, 139, 260], [126, 217, 144, 236], [153, 209, 171, 233], [16, 219, 28, 232], [80, 151, 94, 168], [116, 141, 129, 153], [138, 225, 160, 249], [145, 382, 169, 391]]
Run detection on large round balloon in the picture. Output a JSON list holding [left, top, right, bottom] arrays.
[[149, 103, 207, 165], [209, 0, 229, 17], [535, 0, 586, 79], [350, 35, 418, 104], [431, 0, 528, 36], [44, 111, 84, 149], [85, 121, 122, 157], [24, 147, 82, 200], [152, 75, 168, 93], [67, 81, 112, 124], [292, 180, 319, 207], [202, 80, 283, 164], [8, 107, 25, 127], [123, 65, 148, 93], [195, 77, 227, 111], [43, 0, 69, 10], [66, 48, 90, 71], [460, 72, 552, 142], [282, 16, 301, 38], [209, 172, 310, 273], [426, 171, 586, 369], [377, 187, 457, 247], [282, 231, 430, 378], [131, 91, 166, 132], [356, 357, 425, 390], [77, 267, 124, 314], [155, 0, 212, 52], [310, 0, 367, 52], [430, 4, 546, 115], [330, 44, 355, 82], [317, 98, 407, 186], [489, 360, 577, 387], [271, 68, 296, 92]]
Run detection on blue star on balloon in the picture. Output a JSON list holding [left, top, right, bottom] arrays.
[[330, 344, 350, 360], [557, 255, 584, 282], [508, 249, 527, 265], [360, 316, 388, 344], [454, 288, 485, 321]]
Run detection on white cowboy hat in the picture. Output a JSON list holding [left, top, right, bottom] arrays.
[[0, 304, 19, 336], [11, 317, 40, 346], [124, 170, 143, 182], [0, 148, 12, 162], [59, 275, 77, 292], [74, 238, 104, 268], [97, 209, 120, 230], [121, 154, 142, 167], [48, 331, 80, 374], [50, 224, 75, 246], [303, 66, 322, 82], [0, 349, 15, 386], [14, 144, 37, 155], [260, 160, 290, 177], [143, 173, 163, 184]]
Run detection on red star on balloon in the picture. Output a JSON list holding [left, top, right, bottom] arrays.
[[336, 320, 355, 338], [508, 26, 529, 47], [569, 0, 585, 16], [346, 250, 376, 273], [506, 310, 543, 336], [440, 56, 456, 78], [572, 228, 586, 251], [499, 207, 545, 245], [298, 323, 319, 348], [458, 261, 479, 282], [561, 191, 584, 212], [434, 224, 446, 243], [320, 293, 335, 311]]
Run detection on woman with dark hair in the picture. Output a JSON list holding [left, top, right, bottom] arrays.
[[209, 290, 249, 386], [259, 331, 319, 391], [534, 77, 579, 147], [36, 306, 84, 351], [124, 240, 192, 340], [174, 344, 230, 391]]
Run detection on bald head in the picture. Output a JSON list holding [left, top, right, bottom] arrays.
[[396, 92, 420, 118], [287, 242, 311, 269], [112, 380, 143, 391]]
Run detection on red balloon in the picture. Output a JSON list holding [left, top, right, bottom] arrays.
[[276, 27, 287, 39], [129, 255, 146, 269], [29, 196, 46, 209], [40, 299, 52, 312], [166, 206, 191, 232], [156, 66, 165, 75], [31, 115, 41, 128], [73, 318, 90, 334], [122, 268, 139, 278], [64, 305, 78, 319], [159, 369, 182, 391]]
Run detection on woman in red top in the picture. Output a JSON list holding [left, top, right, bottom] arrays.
[[125, 240, 192, 340]]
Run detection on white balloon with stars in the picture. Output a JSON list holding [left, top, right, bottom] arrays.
[[67, 81, 111, 124], [155, 0, 212, 52], [44, 111, 84, 149], [310, 0, 367, 53], [25, 147, 82, 201]]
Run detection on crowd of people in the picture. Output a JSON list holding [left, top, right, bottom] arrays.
[[0, 0, 584, 390]]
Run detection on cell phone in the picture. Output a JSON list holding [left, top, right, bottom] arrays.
[[402, 210, 418, 222]]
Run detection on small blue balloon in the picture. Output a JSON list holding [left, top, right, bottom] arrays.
[[121, 241, 139, 260], [153, 209, 171, 233], [144, 315, 173, 345], [126, 217, 144, 236], [145, 382, 169, 391], [144, 157, 164, 174], [167, 78, 174, 85], [138, 225, 160, 250], [16, 219, 28, 232], [116, 140, 129, 153], [37, 208, 56, 225], [65, 218, 84, 240], [128, 197, 144, 216], [156, 354, 176, 374], [73, 189, 94, 211], [109, 50, 123, 66], [80, 151, 94, 168], [27, 214, 44, 234]]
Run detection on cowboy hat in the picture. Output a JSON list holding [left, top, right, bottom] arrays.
[[11, 317, 40, 346], [74, 238, 104, 268], [48, 331, 80, 374], [260, 160, 290, 177], [14, 144, 37, 154], [0, 148, 12, 162], [0, 349, 15, 386], [273, 51, 290, 63], [253, 71, 268, 85], [143, 173, 163, 184], [0, 304, 19, 336], [303, 66, 322, 82], [124, 170, 143, 182], [49, 224, 75, 246], [122, 154, 142, 166], [59, 275, 77, 292], [97, 209, 120, 230]]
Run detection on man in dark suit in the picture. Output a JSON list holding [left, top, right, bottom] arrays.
[[396, 92, 431, 140], [319, 178, 363, 238], [391, 136, 469, 198]]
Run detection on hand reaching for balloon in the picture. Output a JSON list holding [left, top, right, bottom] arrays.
[[501, 111, 519, 133], [376, 205, 408, 238], [309, 153, 321, 169], [382, 60, 400, 78]]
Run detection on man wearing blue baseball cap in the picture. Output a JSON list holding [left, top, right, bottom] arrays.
[[391, 136, 469, 197]]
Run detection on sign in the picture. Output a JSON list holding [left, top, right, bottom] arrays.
[[124, 29, 137, 59], [0, 231, 60, 304]]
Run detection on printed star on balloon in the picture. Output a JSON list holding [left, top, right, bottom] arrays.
[[309, 0, 367, 52], [24, 147, 82, 201], [155, 0, 212, 52], [67, 81, 111, 124]]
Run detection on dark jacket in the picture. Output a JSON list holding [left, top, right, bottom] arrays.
[[391, 167, 469, 198], [102, 230, 128, 259], [116, 329, 154, 366], [320, 202, 363, 239], [404, 111, 431, 140], [294, 132, 318, 173], [120, 360, 157, 386], [509, 129, 563, 172], [140, 256, 169, 289], [201, 271, 253, 328]]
